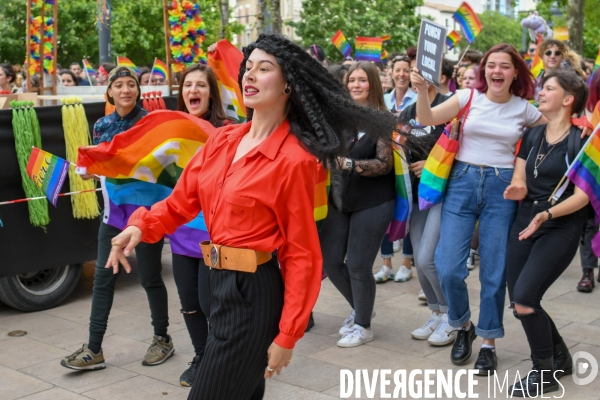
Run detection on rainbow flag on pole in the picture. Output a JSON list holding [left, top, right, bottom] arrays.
[[208, 39, 247, 123], [446, 30, 462, 50], [564, 125, 600, 255], [530, 34, 544, 79], [355, 37, 382, 62], [331, 30, 352, 58], [117, 56, 140, 74], [83, 59, 96, 77], [381, 34, 391, 45], [152, 58, 168, 80], [26, 147, 70, 206], [388, 142, 412, 241], [453, 2, 482, 44]]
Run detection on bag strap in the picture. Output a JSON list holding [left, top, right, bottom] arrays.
[[456, 89, 474, 137]]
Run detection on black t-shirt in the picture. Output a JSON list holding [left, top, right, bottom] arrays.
[[400, 92, 451, 203], [518, 125, 583, 202], [339, 135, 396, 212]]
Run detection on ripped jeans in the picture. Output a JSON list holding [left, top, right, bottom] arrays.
[[506, 200, 586, 359]]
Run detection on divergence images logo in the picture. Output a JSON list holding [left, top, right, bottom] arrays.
[[573, 351, 598, 386]]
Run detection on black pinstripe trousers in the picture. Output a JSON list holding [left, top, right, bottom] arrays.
[[188, 257, 284, 400]]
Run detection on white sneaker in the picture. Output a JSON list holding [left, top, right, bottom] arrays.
[[417, 290, 427, 302], [427, 313, 457, 346], [411, 312, 441, 340], [393, 240, 401, 253], [394, 266, 412, 282], [466, 248, 476, 270], [337, 324, 375, 348], [374, 265, 394, 283], [338, 310, 376, 337]]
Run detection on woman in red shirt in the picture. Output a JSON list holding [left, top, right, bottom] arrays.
[[105, 34, 401, 400]]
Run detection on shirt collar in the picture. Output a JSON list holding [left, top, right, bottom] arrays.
[[227, 119, 291, 161], [391, 88, 417, 108], [113, 104, 142, 121]]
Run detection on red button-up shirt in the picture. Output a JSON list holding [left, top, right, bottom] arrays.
[[128, 119, 323, 349]]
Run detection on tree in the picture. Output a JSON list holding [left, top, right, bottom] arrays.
[[256, 0, 267, 35], [567, 0, 584, 54], [457, 11, 522, 53], [271, 0, 282, 34], [289, 0, 423, 62]]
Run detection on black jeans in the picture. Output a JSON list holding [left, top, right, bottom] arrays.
[[89, 222, 169, 344], [580, 216, 599, 269], [172, 254, 210, 359], [320, 199, 395, 327], [506, 200, 586, 359]]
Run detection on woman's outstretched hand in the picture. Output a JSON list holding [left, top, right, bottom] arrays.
[[264, 342, 293, 379], [519, 211, 548, 240], [410, 68, 428, 93], [105, 226, 143, 274], [503, 184, 527, 201]]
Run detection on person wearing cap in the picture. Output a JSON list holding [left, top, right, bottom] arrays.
[[96, 62, 115, 86], [61, 66, 174, 371]]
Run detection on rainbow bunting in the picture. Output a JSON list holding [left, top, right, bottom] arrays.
[[331, 30, 352, 58], [418, 128, 459, 210], [381, 34, 391, 44], [355, 37, 382, 62], [116, 57, 140, 74], [26, 147, 70, 207], [594, 47, 600, 72], [565, 125, 600, 256], [530, 34, 544, 79], [207, 39, 247, 123], [453, 2, 482, 44], [446, 30, 462, 50], [152, 58, 169, 80], [388, 138, 412, 241], [83, 59, 96, 77]]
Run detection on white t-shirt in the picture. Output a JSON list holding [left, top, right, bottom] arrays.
[[455, 89, 541, 168]]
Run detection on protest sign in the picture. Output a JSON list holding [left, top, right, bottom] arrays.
[[416, 19, 447, 88]]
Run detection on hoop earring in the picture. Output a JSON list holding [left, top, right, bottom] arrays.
[[284, 87, 291, 95]]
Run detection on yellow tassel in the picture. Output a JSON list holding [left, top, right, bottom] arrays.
[[61, 97, 100, 219]]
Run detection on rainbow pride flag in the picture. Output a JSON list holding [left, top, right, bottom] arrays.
[[83, 59, 96, 77], [117, 56, 140, 75], [565, 125, 600, 255], [592, 103, 600, 128], [26, 147, 70, 206], [355, 37, 382, 62], [208, 40, 247, 123], [446, 30, 462, 50], [530, 34, 544, 79], [152, 58, 168, 80], [381, 49, 389, 61], [331, 30, 352, 58], [388, 141, 412, 241], [418, 127, 460, 210], [453, 2, 482, 44], [381, 34, 391, 44]]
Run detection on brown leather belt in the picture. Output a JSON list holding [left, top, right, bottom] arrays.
[[199, 241, 272, 273]]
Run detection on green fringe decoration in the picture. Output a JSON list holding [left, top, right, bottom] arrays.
[[10, 101, 50, 228]]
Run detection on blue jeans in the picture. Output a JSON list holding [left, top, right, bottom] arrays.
[[435, 161, 517, 339]]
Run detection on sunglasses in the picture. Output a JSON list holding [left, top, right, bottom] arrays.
[[392, 56, 410, 63], [544, 50, 562, 57]]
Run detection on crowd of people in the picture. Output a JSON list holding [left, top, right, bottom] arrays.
[[2, 32, 597, 399]]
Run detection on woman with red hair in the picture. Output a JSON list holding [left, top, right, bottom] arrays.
[[412, 44, 545, 373]]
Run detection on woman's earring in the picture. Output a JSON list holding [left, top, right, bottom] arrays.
[[284, 87, 291, 95], [514, 76, 517, 80]]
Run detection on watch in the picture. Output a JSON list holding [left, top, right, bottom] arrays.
[[546, 209, 553, 220], [345, 158, 355, 170]]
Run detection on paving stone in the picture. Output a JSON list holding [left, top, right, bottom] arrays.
[[65, 334, 153, 368], [0, 364, 53, 400], [272, 355, 343, 392], [43, 298, 127, 327], [81, 375, 189, 400], [0, 337, 69, 369], [264, 379, 338, 400], [119, 351, 192, 386], [16, 387, 90, 400]]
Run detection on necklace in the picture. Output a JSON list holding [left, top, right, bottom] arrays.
[[533, 126, 570, 178]]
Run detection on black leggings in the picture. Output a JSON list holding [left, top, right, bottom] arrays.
[[506, 201, 586, 359], [172, 254, 210, 359], [188, 257, 283, 400]]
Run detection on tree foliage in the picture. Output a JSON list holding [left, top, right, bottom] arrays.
[[289, 0, 423, 62], [0, 0, 242, 69], [457, 11, 522, 53]]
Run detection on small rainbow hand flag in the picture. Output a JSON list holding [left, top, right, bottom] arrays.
[[446, 30, 462, 50], [530, 34, 544, 79], [381, 34, 391, 45], [117, 56, 140, 75], [381, 49, 389, 61], [388, 135, 412, 241], [332, 30, 352, 58], [26, 147, 70, 207], [355, 37, 382, 62], [565, 125, 600, 256], [453, 2, 482, 44], [152, 58, 169, 80], [83, 59, 96, 77]]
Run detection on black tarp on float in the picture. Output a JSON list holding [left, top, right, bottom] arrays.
[[0, 97, 178, 277]]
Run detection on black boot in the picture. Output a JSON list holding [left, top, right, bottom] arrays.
[[510, 356, 559, 397], [553, 340, 572, 379], [305, 312, 315, 332]]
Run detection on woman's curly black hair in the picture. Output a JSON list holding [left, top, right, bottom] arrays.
[[238, 34, 402, 164]]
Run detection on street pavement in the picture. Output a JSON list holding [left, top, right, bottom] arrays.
[[2, 243, 600, 399]]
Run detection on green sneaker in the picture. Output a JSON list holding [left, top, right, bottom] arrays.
[[142, 335, 174, 366], [60, 344, 106, 370]]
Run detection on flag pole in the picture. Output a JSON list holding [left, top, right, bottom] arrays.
[[0, 188, 102, 206], [83, 59, 92, 86], [148, 57, 157, 86], [456, 44, 471, 66]]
